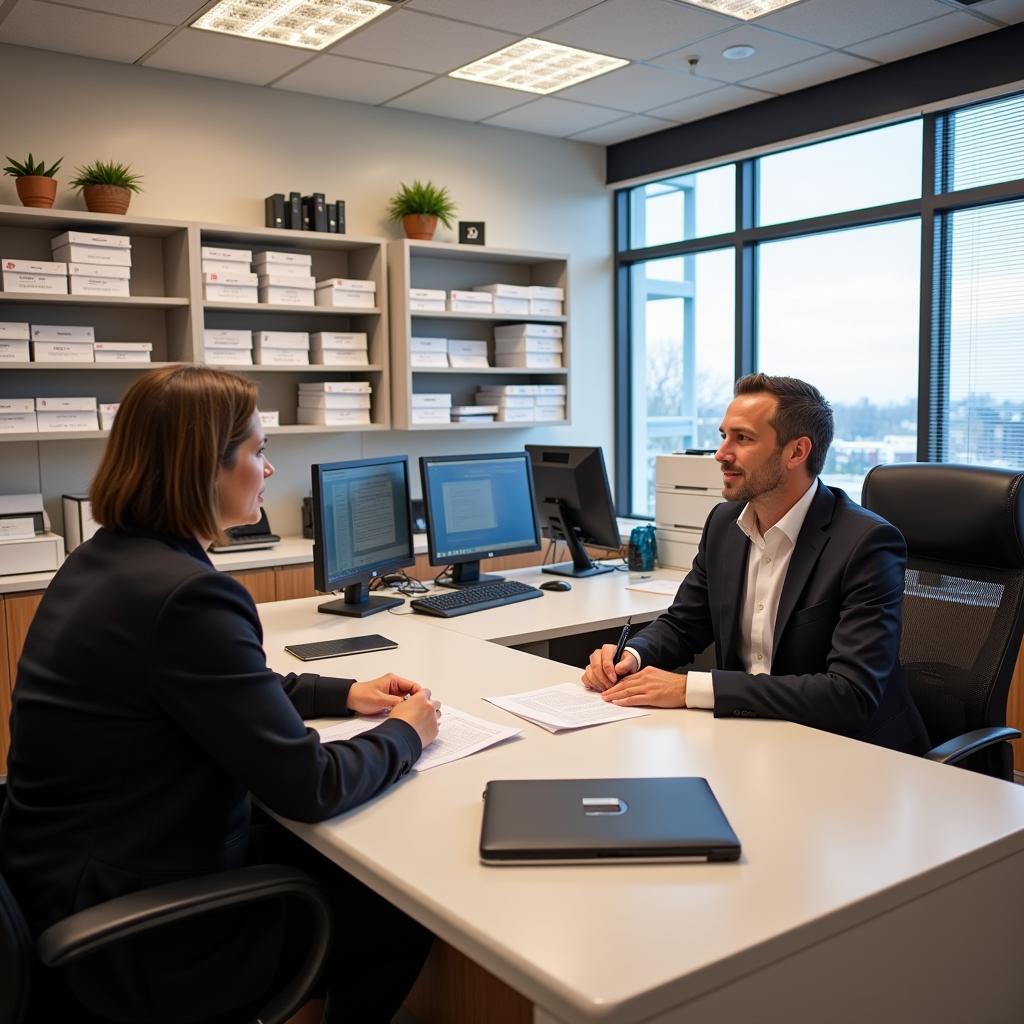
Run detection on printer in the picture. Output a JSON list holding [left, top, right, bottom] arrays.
[[0, 493, 65, 576], [654, 454, 723, 570]]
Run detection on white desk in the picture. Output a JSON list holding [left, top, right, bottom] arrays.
[[257, 580, 1024, 1024]]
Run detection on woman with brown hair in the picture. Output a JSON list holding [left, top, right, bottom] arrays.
[[0, 365, 438, 1023]]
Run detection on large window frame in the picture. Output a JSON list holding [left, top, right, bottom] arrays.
[[614, 93, 1024, 519]]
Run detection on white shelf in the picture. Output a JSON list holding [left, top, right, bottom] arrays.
[[0, 293, 189, 309], [409, 310, 565, 324], [410, 366, 567, 376], [207, 363, 384, 373], [266, 424, 389, 435], [204, 302, 380, 316], [0, 361, 178, 370], [0, 430, 109, 442]]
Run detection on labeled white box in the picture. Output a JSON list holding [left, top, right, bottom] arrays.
[[452, 413, 495, 423], [0, 398, 34, 413], [32, 341, 93, 362], [69, 277, 131, 297], [0, 340, 30, 362], [67, 263, 131, 280], [258, 410, 279, 428], [529, 285, 564, 300], [256, 273, 315, 290], [535, 394, 568, 406], [411, 408, 452, 425], [202, 259, 250, 274], [409, 299, 446, 312], [496, 407, 535, 422], [259, 285, 315, 306], [447, 339, 487, 356], [298, 393, 371, 409], [52, 231, 130, 250], [410, 352, 449, 368], [36, 396, 97, 412], [493, 297, 530, 315], [411, 393, 452, 408], [62, 495, 100, 551], [253, 331, 310, 350], [316, 277, 375, 293], [0, 411, 37, 432], [478, 394, 535, 408], [315, 289, 374, 309], [312, 350, 369, 367], [36, 409, 99, 432], [200, 246, 251, 263], [297, 380, 371, 394], [495, 352, 563, 369], [476, 283, 531, 299], [203, 270, 257, 286], [255, 348, 310, 366], [93, 342, 152, 363], [449, 289, 491, 304], [536, 384, 567, 396], [409, 288, 446, 301], [529, 299, 563, 316], [449, 355, 489, 369], [3, 272, 68, 295], [411, 336, 447, 353], [0, 322, 30, 340], [99, 403, 119, 430], [0, 532, 65, 575], [203, 329, 252, 349], [451, 404, 498, 416], [477, 384, 539, 396], [311, 331, 367, 351], [205, 347, 253, 366], [32, 324, 95, 342], [296, 408, 371, 426], [494, 323, 562, 340], [495, 337, 564, 354], [253, 251, 312, 268], [52, 244, 131, 267], [205, 283, 258, 303], [534, 406, 567, 422], [3, 258, 66, 275], [449, 300, 495, 313]]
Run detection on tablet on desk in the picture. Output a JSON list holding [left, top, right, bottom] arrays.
[[285, 634, 398, 662]]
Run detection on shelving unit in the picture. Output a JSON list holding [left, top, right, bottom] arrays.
[[387, 239, 570, 431]]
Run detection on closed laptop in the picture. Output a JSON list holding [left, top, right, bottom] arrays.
[[480, 777, 741, 865]]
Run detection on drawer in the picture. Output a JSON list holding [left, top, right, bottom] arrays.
[[0, 533, 65, 575], [655, 453, 721, 490], [656, 527, 701, 571], [655, 488, 721, 530]]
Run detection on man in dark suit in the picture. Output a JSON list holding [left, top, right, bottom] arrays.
[[584, 373, 929, 754]]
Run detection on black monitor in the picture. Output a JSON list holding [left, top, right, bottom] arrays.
[[526, 445, 620, 578], [311, 455, 415, 617], [419, 451, 542, 588]]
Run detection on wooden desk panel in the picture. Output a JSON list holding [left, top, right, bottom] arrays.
[[227, 568, 277, 605]]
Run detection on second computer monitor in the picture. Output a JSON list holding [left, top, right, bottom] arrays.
[[419, 452, 541, 587], [526, 445, 620, 578]]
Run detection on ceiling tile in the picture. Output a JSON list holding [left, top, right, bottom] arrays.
[[330, 9, 516, 73], [651, 25, 827, 83], [272, 53, 433, 103], [740, 50, 876, 93], [969, 0, 1024, 24], [481, 97, 626, 136], [755, 0, 953, 47], [569, 113, 677, 145], [404, 0, 604, 34], [41, 0, 207, 24], [648, 84, 773, 122], [555, 62, 717, 113], [384, 76, 530, 121], [0, 0, 170, 61], [537, 0, 733, 60], [141, 27, 310, 84], [847, 11, 999, 61]]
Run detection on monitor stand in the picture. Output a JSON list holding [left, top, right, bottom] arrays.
[[437, 560, 504, 589], [318, 581, 402, 617], [542, 504, 614, 578]]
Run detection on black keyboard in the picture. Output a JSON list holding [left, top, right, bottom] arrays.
[[410, 580, 543, 618]]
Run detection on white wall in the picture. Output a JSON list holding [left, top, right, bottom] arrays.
[[0, 43, 614, 537]]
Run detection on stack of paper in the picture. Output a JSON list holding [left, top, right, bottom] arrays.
[[484, 682, 649, 733]]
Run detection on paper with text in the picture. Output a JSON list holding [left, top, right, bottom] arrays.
[[484, 682, 650, 733], [316, 706, 520, 771], [625, 578, 682, 596]]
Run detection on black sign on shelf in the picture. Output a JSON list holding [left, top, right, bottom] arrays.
[[459, 221, 485, 245]]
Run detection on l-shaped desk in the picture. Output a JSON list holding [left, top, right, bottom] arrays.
[[257, 566, 1024, 1024]]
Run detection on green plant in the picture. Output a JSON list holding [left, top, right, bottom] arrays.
[[70, 160, 143, 193], [387, 180, 456, 228], [3, 153, 63, 178]]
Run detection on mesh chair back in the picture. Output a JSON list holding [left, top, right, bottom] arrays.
[[863, 463, 1024, 779]]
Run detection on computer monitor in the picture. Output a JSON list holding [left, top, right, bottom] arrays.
[[311, 455, 415, 617], [419, 451, 542, 588], [526, 445, 620, 578]]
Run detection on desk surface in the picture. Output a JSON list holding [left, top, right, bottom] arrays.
[[258, 584, 1024, 1024]]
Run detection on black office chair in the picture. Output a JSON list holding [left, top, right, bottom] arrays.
[[862, 463, 1024, 780], [0, 779, 332, 1024]]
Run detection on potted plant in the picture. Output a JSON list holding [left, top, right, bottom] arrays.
[[387, 180, 456, 241], [70, 160, 143, 215], [3, 153, 63, 209]]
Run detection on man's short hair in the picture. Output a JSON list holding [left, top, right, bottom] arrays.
[[734, 373, 833, 478], [90, 365, 258, 541]]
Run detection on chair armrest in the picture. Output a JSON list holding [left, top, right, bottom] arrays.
[[926, 726, 1022, 766], [37, 864, 332, 1024]]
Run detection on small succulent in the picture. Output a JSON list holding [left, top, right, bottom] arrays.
[[70, 160, 144, 193], [387, 180, 457, 228], [3, 153, 63, 178]]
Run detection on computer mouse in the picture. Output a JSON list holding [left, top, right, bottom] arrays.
[[540, 580, 572, 592]]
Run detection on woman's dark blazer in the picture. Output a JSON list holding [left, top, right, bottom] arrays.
[[0, 527, 420, 1020]]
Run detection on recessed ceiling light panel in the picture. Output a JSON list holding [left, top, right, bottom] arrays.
[[722, 44, 756, 59], [450, 38, 628, 95], [669, 0, 805, 20], [192, 0, 391, 50]]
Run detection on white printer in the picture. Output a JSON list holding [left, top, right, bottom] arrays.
[[0, 493, 65, 576], [654, 453, 723, 570]]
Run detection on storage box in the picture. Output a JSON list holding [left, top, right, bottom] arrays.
[[0, 340, 30, 362], [99, 403, 119, 430], [93, 342, 152, 363], [449, 300, 495, 313], [253, 331, 310, 349], [411, 408, 452, 425], [0, 411, 36, 432], [534, 405, 567, 422], [0, 532, 65, 576], [452, 404, 498, 415], [316, 277, 375, 293], [256, 273, 315, 290], [529, 285, 564, 300], [409, 288, 446, 301], [52, 231, 130, 250], [448, 339, 488, 368], [3, 272, 68, 295], [409, 299, 446, 312], [32, 340, 93, 362], [298, 393, 371, 409], [476, 283, 531, 299], [36, 396, 97, 412], [315, 282, 375, 309], [52, 244, 131, 267], [312, 349, 369, 366], [36, 410, 99, 432], [253, 251, 312, 269], [410, 352, 448, 368], [311, 331, 367, 351], [494, 337, 563, 354], [410, 336, 447, 353], [254, 347, 310, 366], [529, 299, 564, 316], [200, 246, 251, 263], [496, 407, 535, 422], [492, 297, 530, 315], [3, 258, 66, 275], [69, 277, 131, 297], [67, 263, 131, 279], [260, 285, 315, 306], [31, 324, 95, 342], [297, 380, 371, 394], [536, 383, 567, 396], [202, 259, 250, 274], [296, 408, 371, 426], [203, 270, 258, 286], [205, 283, 257, 303], [0, 398, 34, 413], [495, 352, 563, 369], [204, 348, 253, 366], [0, 322, 30, 340], [411, 393, 452, 408], [203, 329, 252, 349], [62, 495, 99, 552], [451, 413, 495, 423], [494, 323, 562, 340], [448, 291, 492, 312], [476, 384, 538, 396], [258, 411, 279, 428]]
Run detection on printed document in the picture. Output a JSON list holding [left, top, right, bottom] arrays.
[[484, 681, 650, 733], [316, 706, 520, 771], [625, 578, 683, 596]]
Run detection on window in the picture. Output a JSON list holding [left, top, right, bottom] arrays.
[[944, 92, 1024, 193], [629, 164, 735, 248]]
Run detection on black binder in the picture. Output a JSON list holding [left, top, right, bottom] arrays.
[[264, 193, 285, 229], [287, 192, 302, 230]]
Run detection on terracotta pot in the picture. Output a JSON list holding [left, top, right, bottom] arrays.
[[15, 176, 57, 209], [402, 214, 438, 241], [82, 184, 132, 215]]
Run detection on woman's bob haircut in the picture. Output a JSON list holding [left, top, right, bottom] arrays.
[[90, 365, 258, 542]]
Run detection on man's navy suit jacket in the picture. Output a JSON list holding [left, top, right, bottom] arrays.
[[629, 483, 929, 754]]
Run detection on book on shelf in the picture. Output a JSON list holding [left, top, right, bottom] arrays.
[[265, 193, 285, 230]]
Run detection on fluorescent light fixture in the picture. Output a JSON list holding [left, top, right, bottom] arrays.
[[450, 38, 628, 95], [670, 0, 805, 20], [192, 0, 391, 50]]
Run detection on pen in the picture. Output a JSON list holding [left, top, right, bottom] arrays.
[[613, 616, 633, 666]]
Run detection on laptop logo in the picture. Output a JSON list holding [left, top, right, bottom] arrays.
[[582, 797, 628, 816]]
